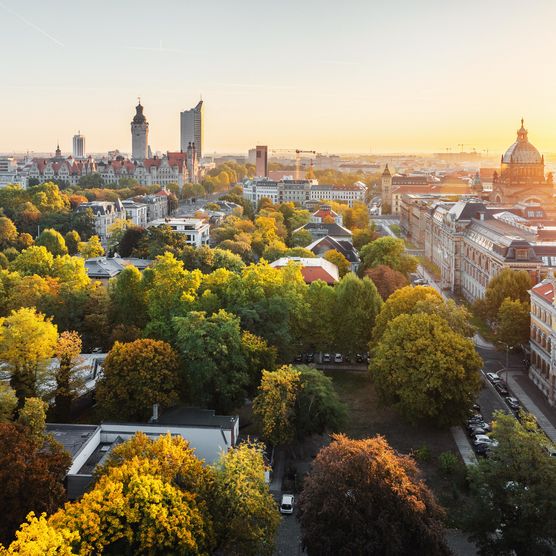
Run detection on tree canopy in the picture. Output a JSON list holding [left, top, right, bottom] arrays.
[[298, 434, 450, 556], [465, 412, 556, 555], [359, 236, 417, 276], [96, 339, 181, 421], [370, 312, 482, 425]]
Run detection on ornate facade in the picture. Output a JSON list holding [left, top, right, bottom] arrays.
[[490, 119, 554, 208]]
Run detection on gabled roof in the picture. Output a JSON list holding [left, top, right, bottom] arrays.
[[306, 236, 360, 263], [270, 256, 340, 284], [296, 222, 352, 238]]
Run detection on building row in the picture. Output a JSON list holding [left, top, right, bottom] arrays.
[[242, 178, 367, 208], [26, 144, 199, 187], [76, 190, 170, 241]]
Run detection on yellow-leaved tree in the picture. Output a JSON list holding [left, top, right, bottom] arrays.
[[0, 307, 58, 403], [253, 365, 301, 446]]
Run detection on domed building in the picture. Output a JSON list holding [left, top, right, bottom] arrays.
[[490, 119, 554, 207]]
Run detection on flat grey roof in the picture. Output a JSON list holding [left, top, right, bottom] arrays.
[[46, 424, 98, 457]]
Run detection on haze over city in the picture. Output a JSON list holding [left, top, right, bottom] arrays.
[[1, 0, 556, 154]]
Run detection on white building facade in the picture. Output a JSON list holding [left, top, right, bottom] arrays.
[[146, 217, 210, 247]]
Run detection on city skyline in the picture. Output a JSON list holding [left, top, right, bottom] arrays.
[[1, 0, 555, 154]]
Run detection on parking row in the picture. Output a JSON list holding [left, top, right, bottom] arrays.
[[293, 352, 370, 365]]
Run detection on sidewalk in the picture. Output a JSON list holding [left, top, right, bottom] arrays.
[[450, 426, 478, 465], [269, 447, 285, 493], [506, 371, 556, 443]]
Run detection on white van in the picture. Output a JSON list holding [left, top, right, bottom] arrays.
[[280, 494, 295, 514]]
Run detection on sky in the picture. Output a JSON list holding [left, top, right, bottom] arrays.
[[1, 0, 556, 156]]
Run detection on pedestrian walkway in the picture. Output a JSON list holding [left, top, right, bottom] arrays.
[[473, 333, 494, 350], [450, 426, 477, 465], [269, 448, 285, 493], [506, 372, 556, 443]]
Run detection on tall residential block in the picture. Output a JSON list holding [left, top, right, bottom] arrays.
[[72, 132, 85, 159], [131, 100, 149, 161], [180, 100, 203, 159], [255, 145, 268, 178]]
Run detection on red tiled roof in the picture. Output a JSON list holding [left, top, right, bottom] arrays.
[[299, 266, 337, 284], [532, 281, 554, 303]]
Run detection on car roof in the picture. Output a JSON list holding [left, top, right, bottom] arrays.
[[281, 494, 294, 501]]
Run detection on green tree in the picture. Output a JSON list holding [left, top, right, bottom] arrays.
[[365, 264, 409, 300], [496, 297, 531, 348], [352, 226, 377, 250], [53, 331, 83, 422], [360, 236, 417, 276], [17, 397, 48, 441], [323, 249, 350, 277], [108, 265, 147, 329], [29, 182, 69, 213], [118, 225, 146, 257], [64, 230, 81, 255], [465, 412, 556, 555], [78, 234, 104, 258], [143, 252, 201, 340], [212, 442, 280, 556], [241, 330, 277, 396], [173, 310, 249, 412], [481, 268, 532, 320], [253, 366, 301, 446], [294, 366, 346, 440], [0, 382, 17, 423], [96, 339, 181, 421], [0, 217, 18, 249], [335, 274, 382, 353], [291, 228, 313, 248], [298, 435, 450, 556], [301, 280, 336, 352], [372, 285, 474, 343], [78, 173, 104, 188], [370, 313, 482, 425], [36, 228, 68, 256], [10, 245, 54, 276], [0, 308, 58, 402]]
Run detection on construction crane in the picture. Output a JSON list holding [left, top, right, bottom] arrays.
[[295, 149, 316, 180], [269, 148, 317, 179]]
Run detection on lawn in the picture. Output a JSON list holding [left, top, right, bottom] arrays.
[[325, 370, 471, 526]]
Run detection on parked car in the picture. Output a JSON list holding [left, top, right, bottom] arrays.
[[475, 443, 492, 456], [486, 372, 501, 383], [294, 354, 303, 363], [305, 353, 314, 363], [280, 494, 295, 514], [467, 415, 484, 425], [506, 397, 520, 410], [334, 353, 343, 364], [495, 382, 509, 396], [323, 353, 331, 363], [473, 435, 497, 447], [472, 403, 481, 412], [544, 445, 556, 458]]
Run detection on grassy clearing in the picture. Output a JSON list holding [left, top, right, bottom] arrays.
[[326, 370, 471, 525]]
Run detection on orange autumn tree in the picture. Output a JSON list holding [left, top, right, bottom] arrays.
[[298, 434, 450, 556]]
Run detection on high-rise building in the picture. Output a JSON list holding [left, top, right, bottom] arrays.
[[255, 145, 268, 178], [131, 100, 149, 161], [73, 132, 85, 159], [180, 100, 203, 158]]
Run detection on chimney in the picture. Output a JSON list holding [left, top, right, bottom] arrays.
[[150, 403, 159, 423]]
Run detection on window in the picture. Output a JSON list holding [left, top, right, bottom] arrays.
[[516, 249, 529, 261]]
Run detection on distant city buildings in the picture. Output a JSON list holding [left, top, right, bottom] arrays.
[[490, 120, 553, 208], [72, 132, 85, 159], [255, 146, 268, 178], [243, 178, 366, 207], [131, 100, 149, 161], [180, 101, 203, 159], [401, 196, 556, 303], [76, 200, 126, 242]]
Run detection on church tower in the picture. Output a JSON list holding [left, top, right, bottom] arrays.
[[131, 99, 149, 161], [381, 164, 392, 213]]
